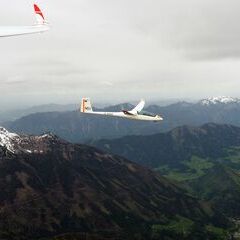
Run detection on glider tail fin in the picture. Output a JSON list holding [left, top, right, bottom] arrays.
[[81, 98, 93, 113], [34, 4, 46, 25]]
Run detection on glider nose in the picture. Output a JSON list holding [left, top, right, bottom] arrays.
[[156, 115, 163, 121]]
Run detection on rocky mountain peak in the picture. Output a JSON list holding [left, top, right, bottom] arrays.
[[0, 127, 60, 154]]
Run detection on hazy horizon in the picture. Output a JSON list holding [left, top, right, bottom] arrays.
[[0, 97, 197, 112], [3, 95, 240, 112], [1, 0, 240, 109]]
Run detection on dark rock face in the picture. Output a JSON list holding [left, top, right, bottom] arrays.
[[0, 130, 229, 239]]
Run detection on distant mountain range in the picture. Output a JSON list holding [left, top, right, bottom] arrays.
[[0, 127, 229, 240], [4, 96, 240, 142], [0, 103, 77, 123]]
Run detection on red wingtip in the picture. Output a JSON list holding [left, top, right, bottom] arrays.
[[34, 4, 45, 20]]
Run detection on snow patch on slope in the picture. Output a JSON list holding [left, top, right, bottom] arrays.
[[0, 127, 20, 153], [0, 127, 55, 154], [200, 96, 240, 106]]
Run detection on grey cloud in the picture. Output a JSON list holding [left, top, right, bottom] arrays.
[[0, 0, 240, 109]]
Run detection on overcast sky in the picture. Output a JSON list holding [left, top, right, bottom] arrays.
[[1, 0, 240, 109]]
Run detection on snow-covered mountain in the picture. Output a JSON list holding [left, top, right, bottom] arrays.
[[199, 96, 240, 106], [0, 127, 58, 154]]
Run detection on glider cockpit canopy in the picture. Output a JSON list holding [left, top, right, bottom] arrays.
[[137, 110, 156, 117]]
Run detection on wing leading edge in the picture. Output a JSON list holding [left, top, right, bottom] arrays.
[[132, 99, 145, 113], [122, 99, 145, 116], [0, 4, 49, 37]]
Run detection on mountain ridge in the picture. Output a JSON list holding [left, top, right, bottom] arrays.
[[0, 128, 229, 239], [91, 123, 240, 169]]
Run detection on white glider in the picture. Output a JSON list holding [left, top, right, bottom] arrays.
[[80, 98, 163, 121], [0, 4, 49, 37]]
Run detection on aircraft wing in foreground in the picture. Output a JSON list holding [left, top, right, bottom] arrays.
[[0, 4, 49, 37], [80, 98, 163, 121]]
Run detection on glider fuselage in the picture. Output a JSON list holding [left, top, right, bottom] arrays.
[[84, 111, 163, 121], [80, 98, 163, 122]]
